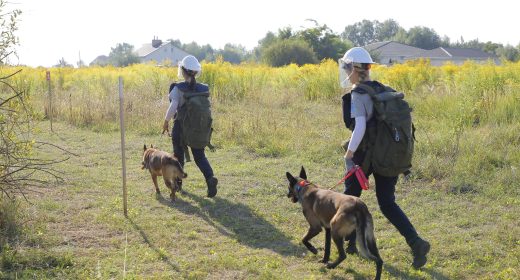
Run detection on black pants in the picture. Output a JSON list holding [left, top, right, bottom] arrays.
[[344, 154, 419, 246], [172, 120, 214, 181]]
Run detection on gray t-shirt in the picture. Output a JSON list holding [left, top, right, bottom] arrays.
[[351, 91, 374, 121]]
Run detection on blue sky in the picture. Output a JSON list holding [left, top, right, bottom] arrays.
[[14, 0, 519, 67]]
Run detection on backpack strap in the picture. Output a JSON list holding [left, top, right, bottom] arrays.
[[354, 83, 377, 95]]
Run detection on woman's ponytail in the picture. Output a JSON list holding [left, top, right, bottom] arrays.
[[189, 73, 196, 89]]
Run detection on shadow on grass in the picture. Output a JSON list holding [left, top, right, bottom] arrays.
[[383, 263, 450, 280], [127, 217, 180, 272], [157, 191, 305, 257], [331, 268, 367, 280]]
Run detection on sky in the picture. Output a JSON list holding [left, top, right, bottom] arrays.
[[12, 0, 520, 67]]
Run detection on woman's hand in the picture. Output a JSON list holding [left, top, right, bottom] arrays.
[[344, 149, 354, 160], [162, 120, 170, 136]]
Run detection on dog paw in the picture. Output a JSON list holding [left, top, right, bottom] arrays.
[[319, 258, 329, 264], [309, 247, 318, 255], [326, 263, 337, 269]]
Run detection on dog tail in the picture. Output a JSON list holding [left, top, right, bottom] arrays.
[[355, 202, 383, 280], [165, 156, 187, 178]]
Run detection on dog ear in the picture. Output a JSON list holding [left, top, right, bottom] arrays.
[[299, 166, 307, 180], [144, 144, 147, 151], [286, 172, 297, 186]]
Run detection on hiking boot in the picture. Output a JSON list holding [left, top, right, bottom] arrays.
[[410, 237, 430, 269], [206, 177, 218, 198], [345, 242, 358, 255]]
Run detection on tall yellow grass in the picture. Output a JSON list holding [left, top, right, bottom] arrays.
[[2, 60, 519, 194]]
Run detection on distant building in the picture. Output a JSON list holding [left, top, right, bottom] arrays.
[[364, 41, 424, 65], [89, 55, 109, 66], [364, 41, 499, 66], [135, 37, 191, 65], [406, 47, 500, 66]]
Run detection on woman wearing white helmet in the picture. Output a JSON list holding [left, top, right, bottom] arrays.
[[339, 47, 430, 268], [162, 55, 218, 197]]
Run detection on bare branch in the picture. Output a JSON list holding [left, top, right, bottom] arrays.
[[0, 68, 22, 80], [34, 141, 80, 157]]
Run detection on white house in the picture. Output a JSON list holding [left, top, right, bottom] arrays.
[[364, 41, 499, 66], [406, 47, 500, 66], [136, 37, 192, 65], [364, 41, 424, 65]]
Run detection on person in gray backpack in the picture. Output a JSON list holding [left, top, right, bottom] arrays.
[[162, 55, 218, 197], [339, 47, 430, 269]]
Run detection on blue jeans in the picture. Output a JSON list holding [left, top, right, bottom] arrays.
[[172, 120, 214, 180], [344, 161, 419, 245]]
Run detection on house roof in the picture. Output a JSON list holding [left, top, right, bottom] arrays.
[[135, 42, 189, 58], [364, 41, 424, 57], [89, 55, 109, 66], [136, 43, 164, 57], [409, 47, 497, 59], [442, 47, 496, 58]]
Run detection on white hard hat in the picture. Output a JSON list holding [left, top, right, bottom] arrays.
[[340, 47, 374, 64], [179, 55, 201, 72], [338, 47, 374, 88]]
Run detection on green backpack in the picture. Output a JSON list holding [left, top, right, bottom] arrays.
[[176, 82, 213, 150], [356, 83, 415, 177]]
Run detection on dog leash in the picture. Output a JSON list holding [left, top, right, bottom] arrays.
[[328, 165, 369, 191]]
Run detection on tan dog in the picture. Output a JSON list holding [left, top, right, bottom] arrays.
[[142, 144, 187, 201], [286, 166, 383, 280]]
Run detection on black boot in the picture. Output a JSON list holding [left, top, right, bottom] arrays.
[[206, 177, 218, 198], [410, 237, 430, 269]]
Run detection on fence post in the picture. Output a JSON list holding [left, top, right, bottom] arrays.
[[46, 70, 53, 131], [119, 76, 128, 217]]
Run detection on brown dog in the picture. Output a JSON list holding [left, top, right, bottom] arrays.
[[142, 144, 187, 201], [286, 166, 383, 280]]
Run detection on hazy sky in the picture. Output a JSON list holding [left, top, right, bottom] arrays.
[[13, 0, 519, 67]]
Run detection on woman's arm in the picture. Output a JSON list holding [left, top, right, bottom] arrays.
[[164, 87, 180, 121], [346, 116, 366, 155], [162, 87, 181, 135]]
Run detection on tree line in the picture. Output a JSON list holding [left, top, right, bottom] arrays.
[[82, 18, 520, 68]]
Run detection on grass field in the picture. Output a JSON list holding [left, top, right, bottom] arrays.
[[0, 119, 517, 279], [1, 61, 520, 279]]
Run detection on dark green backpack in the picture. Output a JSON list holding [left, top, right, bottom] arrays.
[[356, 83, 415, 177], [176, 82, 213, 149]]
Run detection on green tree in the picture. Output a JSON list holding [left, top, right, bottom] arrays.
[[54, 57, 73, 68], [108, 43, 140, 67], [482, 41, 502, 54], [342, 19, 376, 46], [440, 35, 451, 47], [182, 41, 215, 62], [0, 0, 20, 64], [262, 39, 317, 67], [496, 45, 519, 62], [375, 19, 403, 42], [399, 26, 441, 49], [297, 22, 350, 60], [217, 43, 247, 64], [1, 0, 64, 201]]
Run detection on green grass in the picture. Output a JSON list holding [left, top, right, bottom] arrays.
[[2, 120, 518, 279], [3, 61, 520, 279]]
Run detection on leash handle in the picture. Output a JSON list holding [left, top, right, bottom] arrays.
[[328, 165, 369, 190], [328, 167, 356, 190], [354, 167, 369, 190]]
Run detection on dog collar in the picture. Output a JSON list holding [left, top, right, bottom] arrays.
[[295, 180, 310, 203]]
